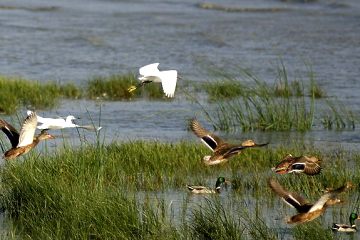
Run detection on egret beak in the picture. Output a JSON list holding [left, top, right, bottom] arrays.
[[127, 85, 137, 93]]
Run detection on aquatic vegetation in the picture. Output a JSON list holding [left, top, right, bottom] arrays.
[[0, 140, 358, 239], [199, 64, 357, 132], [202, 79, 246, 101], [0, 76, 81, 114], [321, 99, 356, 130], [188, 198, 245, 239], [87, 73, 165, 100]]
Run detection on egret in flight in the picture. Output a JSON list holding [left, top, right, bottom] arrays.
[[128, 63, 178, 98], [27, 111, 102, 131]]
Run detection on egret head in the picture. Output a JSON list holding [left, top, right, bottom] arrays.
[[66, 115, 77, 123]]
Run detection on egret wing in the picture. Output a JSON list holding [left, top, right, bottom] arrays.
[[139, 63, 160, 77], [160, 70, 177, 97]]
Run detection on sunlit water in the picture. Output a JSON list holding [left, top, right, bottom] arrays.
[[0, 0, 359, 236]]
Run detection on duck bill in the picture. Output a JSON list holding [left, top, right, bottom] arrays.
[[272, 166, 288, 174], [254, 142, 269, 147]]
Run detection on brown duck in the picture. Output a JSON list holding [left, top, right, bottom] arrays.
[[190, 119, 268, 165], [0, 112, 54, 160], [268, 178, 352, 224], [272, 154, 322, 175]]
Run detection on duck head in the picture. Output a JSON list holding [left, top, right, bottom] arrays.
[[38, 130, 55, 141]]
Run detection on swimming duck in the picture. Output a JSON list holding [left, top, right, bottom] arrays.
[[268, 178, 350, 224], [187, 177, 229, 194], [127, 63, 178, 98], [190, 118, 268, 165], [332, 212, 360, 232], [0, 112, 54, 160], [272, 154, 321, 175], [27, 111, 102, 131]]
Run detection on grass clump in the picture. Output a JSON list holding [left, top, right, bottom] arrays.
[[202, 80, 246, 101], [0, 76, 82, 114], [188, 198, 245, 239], [199, 63, 357, 132], [86, 73, 165, 100], [0, 140, 359, 239]]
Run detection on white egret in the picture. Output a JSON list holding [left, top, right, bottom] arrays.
[[128, 63, 178, 98], [26, 111, 102, 131]]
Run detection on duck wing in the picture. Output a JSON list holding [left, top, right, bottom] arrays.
[[308, 193, 333, 213], [17, 112, 38, 147], [268, 179, 312, 213], [0, 119, 20, 148], [190, 119, 224, 151], [308, 183, 349, 213], [289, 161, 322, 175]]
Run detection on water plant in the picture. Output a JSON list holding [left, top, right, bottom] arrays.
[[0, 140, 358, 239], [188, 198, 245, 239], [86, 73, 165, 100], [0, 76, 81, 114], [199, 64, 357, 132]]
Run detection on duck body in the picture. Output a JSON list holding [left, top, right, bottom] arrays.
[[272, 154, 321, 175], [332, 224, 356, 233], [332, 212, 360, 232], [268, 179, 348, 224], [187, 185, 218, 194], [190, 119, 268, 165], [187, 177, 228, 194]]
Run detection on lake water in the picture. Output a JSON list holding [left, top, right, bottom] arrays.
[[0, 0, 359, 146], [0, 0, 359, 237]]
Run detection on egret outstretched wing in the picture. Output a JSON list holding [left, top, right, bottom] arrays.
[[139, 63, 160, 77], [160, 70, 177, 97]]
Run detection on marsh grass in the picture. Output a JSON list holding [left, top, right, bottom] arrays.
[[0, 73, 170, 114], [188, 198, 245, 239], [199, 64, 357, 132], [202, 80, 246, 101], [321, 99, 356, 130], [86, 74, 165, 100], [0, 76, 81, 114], [0, 141, 359, 239], [292, 222, 334, 240]]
